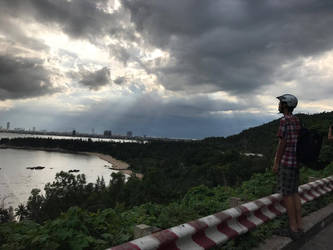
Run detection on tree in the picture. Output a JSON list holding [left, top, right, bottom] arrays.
[[0, 208, 10, 223], [26, 188, 44, 222], [107, 172, 126, 207], [15, 204, 29, 221]]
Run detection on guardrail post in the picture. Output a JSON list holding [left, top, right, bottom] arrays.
[[229, 197, 243, 207], [133, 224, 161, 239], [308, 176, 319, 182]]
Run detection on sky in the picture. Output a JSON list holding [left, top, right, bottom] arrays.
[[1, 0, 333, 139]]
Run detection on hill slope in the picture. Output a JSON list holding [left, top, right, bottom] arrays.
[[204, 111, 333, 160]]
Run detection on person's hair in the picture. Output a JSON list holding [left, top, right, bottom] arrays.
[[287, 106, 294, 113]]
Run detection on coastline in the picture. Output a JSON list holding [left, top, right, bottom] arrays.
[[0, 145, 143, 179], [85, 152, 143, 179]]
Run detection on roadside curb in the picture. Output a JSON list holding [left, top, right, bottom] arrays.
[[256, 203, 333, 250]]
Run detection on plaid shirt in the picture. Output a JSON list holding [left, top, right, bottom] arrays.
[[277, 114, 301, 168]]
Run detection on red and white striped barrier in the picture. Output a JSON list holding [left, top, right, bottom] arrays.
[[109, 176, 333, 250]]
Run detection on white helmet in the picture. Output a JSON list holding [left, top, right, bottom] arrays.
[[276, 94, 298, 108]]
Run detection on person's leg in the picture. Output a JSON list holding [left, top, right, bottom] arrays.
[[283, 195, 298, 232], [293, 193, 303, 230]]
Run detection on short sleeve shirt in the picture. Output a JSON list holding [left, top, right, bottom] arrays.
[[277, 114, 301, 168]]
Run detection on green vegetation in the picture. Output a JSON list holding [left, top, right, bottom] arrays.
[[1, 165, 333, 250], [1, 111, 333, 249]]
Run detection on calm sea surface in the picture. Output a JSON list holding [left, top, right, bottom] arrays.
[[0, 148, 119, 209]]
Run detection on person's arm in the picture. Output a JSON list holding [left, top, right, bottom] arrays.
[[328, 126, 333, 140], [273, 138, 286, 173]]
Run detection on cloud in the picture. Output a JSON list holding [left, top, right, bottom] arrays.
[[49, 91, 265, 138], [0, 16, 49, 54], [0, 55, 60, 100], [114, 76, 126, 85], [0, 0, 133, 42], [70, 67, 111, 90], [4, 0, 333, 97], [123, 0, 333, 94]]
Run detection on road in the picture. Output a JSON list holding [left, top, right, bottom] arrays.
[[299, 221, 333, 250]]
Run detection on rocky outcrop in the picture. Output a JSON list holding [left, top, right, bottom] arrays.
[[26, 166, 45, 170], [68, 169, 80, 173]]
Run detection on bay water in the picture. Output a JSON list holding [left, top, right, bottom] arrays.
[[0, 148, 119, 209]]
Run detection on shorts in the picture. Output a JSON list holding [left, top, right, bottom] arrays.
[[278, 165, 299, 196]]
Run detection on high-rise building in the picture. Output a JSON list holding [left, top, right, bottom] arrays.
[[6, 122, 10, 130], [127, 131, 133, 137], [104, 130, 112, 137]]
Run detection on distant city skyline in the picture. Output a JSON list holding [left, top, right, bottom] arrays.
[[1, 120, 137, 137], [1, 1, 333, 138]]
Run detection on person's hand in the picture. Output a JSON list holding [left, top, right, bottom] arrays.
[[272, 162, 279, 173]]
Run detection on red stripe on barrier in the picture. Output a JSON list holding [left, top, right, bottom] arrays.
[[189, 220, 208, 231], [237, 206, 250, 216], [299, 193, 309, 202], [254, 200, 265, 209], [253, 201, 270, 222], [214, 211, 239, 238], [308, 184, 320, 197], [154, 230, 180, 250], [239, 216, 256, 230], [157, 244, 179, 250], [237, 206, 256, 230], [317, 188, 326, 195], [111, 242, 141, 250], [254, 210, 269, 222], [307, 191, 317, 199], [268, 205, 283, 216], [189, 220, 216, 249], [214, 211, 232, 222], [217, 222, 239, 239], [192, 230, 217, 249], [267, 196, 283, 216], [267, 196, 283, 215]]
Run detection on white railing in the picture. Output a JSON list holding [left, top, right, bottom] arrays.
[[109, 176, 333, 250]]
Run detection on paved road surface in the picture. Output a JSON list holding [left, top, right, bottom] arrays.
[[299, 221, 333, 250]]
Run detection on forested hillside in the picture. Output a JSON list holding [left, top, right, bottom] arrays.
[[205, 111, 333, 158]]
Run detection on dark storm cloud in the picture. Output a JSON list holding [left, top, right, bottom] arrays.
[[123, 0, 333, 94], [0, 0, 133, 42], [0, 55, 59, 100], [73, 67, 111, 90], [114, 76, 126, 85]]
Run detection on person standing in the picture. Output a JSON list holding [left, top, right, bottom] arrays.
[[273, 94, 302, 240], [328, 125, 333, 140]]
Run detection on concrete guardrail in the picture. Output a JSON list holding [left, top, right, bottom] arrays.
[[109, 176, 333, 250]]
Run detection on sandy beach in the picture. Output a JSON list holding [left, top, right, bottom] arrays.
[[85, 152, 143, 179]]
